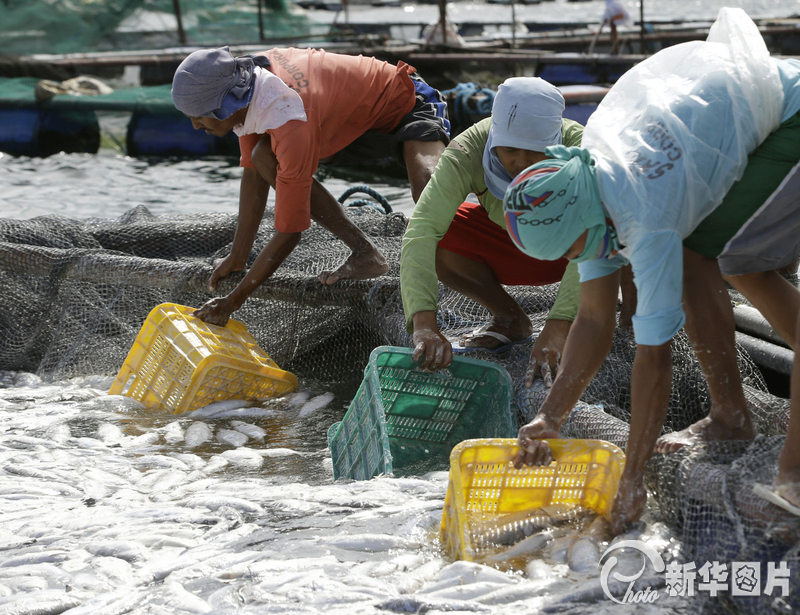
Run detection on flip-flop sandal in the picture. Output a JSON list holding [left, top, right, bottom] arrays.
[[451, 331, 533, 355], [752, 482, 800, 517]]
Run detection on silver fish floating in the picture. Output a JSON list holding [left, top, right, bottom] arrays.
[[483, 529, 556, 564]]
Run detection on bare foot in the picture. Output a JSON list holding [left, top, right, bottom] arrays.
[[654, 416, 756, 454], [318, 250, 388, 285], [775, 469, 800, 511], [461, 316, 533, 351], [610, 479, 648, 535]]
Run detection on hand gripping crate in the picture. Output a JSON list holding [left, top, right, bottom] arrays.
[[440, 438, 626, 561], [327, 346, 518, 481], [109, 303, 298, 414]]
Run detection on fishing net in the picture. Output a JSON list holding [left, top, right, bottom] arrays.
[[0, 201, 796, 612], [0, 0, 312, 56]]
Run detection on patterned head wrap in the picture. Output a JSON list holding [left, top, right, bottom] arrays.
[[503, 145, 617, 262]]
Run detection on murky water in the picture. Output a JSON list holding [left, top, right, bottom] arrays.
[[0, 148, 416, 222]]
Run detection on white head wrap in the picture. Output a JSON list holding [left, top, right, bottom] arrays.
[[482, 77, 565, 199]]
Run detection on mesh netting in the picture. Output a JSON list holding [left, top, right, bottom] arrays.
[[0, 203, 796, 612], [0, 0, 312, 56]]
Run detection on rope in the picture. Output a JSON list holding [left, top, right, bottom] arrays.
[[337, 185, 393, 214], [441, 82, 495, 128]]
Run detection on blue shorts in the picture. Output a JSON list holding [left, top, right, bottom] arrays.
[[396, 74, 451, 144]]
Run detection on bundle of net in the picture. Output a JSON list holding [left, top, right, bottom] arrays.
[[0, 204, 406, 391]]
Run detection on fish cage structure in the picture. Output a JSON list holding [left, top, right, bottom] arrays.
[[0, 203, 796, 613]]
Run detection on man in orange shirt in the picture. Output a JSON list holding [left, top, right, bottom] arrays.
[[172, 46, 449, 326]]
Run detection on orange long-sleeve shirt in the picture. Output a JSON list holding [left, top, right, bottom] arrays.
[[238, 48, 417, 233]]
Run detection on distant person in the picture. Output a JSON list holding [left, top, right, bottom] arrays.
[[401, 77, 583, 384], [171, 46, 449, 326], [503, 9, 800, 531], [599, 0, 632, 54]]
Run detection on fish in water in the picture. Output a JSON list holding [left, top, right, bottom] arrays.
[[482, 529, 556, 564], [567, 536, 600, 573], [472, 503, 593, 548]]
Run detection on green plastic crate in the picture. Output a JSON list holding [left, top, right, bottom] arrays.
[[327, 346, 518, 480]]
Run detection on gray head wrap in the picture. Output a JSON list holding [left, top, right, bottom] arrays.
[[171, 46, 271, 119]]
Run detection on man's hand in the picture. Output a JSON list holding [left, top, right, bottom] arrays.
[[513, 414, 560, 468], [525, 319, 571, 387], [411, 310, 452, 371], [193, 296, 238, 327], [412, 328, 453, 371], [208, 255, 247, 293]]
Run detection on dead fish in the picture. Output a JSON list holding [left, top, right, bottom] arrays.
[[161, 421, 184, 444], [547, 535, 575, 564], [86, 541, 148, 563], [230, 420, 266, 441], [220, 448, 263, 468], [482, 529, 555, 563], [184, 421, 213, 448], [0, 590, 83, 614], [473, 504, 592, 548], [568, 536, 600, 573], [96, 422, 124, 445], [298, 392, 334, 417], [216, 428, 248, 448], [189, 399, 253, 419]]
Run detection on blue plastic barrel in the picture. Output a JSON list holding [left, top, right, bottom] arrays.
[[0, 108, 99, 157], [537, 62, 630, 86], [126, 112, 239, 157]]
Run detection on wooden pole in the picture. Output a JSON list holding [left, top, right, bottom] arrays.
[[257, 0, 265, 41], [510, 0, 517, 49], [438, 0, 448, 45], [172, 0, 187, 45], [639, 0, 645, 54]]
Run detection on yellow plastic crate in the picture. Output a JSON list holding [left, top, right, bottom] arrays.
[[109, 303, 298, 414], [440, 438, 626, 562]]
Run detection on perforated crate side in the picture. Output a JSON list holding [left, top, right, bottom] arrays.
[[440, 446, 476, 562], [366, 346, 518, 474], [328, 371, 393, 481], [175, 358, 298, 414]]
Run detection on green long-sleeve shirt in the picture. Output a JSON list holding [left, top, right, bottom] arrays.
[[400, 116, 584, 332]]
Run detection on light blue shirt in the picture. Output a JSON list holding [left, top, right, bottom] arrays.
[[579, 57, 800, 346], [776, 58, 800, 122]]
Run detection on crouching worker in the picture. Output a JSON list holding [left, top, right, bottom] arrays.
[[401, 77, 583, 383], [171, 46, 450, 326], [501, 9, 800, 532]]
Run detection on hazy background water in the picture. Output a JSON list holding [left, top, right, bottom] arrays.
[[305, 0, 800, 38], [0, 150, 416, 221]]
